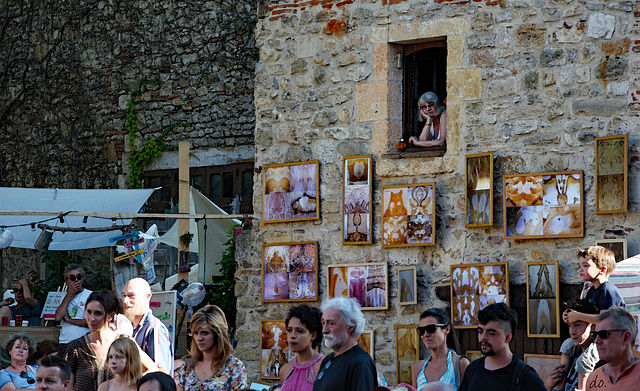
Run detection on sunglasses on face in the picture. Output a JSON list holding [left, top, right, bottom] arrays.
[[416, 323, 446, 336], [67, 273, 83, 282], [12, 288, 23, 294], [590, 329, 625, 340], [20, 371, 35, 384]]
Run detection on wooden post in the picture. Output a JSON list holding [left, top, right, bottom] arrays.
[[177, 142, 190, 281]]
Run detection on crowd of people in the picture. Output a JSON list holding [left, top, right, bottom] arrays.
[[0, 245, 637, 391]]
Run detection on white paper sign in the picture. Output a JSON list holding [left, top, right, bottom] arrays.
[[41, 291, 67, 320]]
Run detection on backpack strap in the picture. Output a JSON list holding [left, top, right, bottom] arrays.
[[509, 356, 527, 391], [454, 354, 464, 387]]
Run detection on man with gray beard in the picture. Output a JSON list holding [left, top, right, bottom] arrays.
[[312, 297, 377, 391]]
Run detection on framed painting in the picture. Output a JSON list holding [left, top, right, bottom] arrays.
[[343, 155, 372, 244], [503, 171, 583, 239], [248, 380, 272, 391], [524, 354, 562, 383], [382, 183, 435, 248], [357, 330, 374, 358], [526, 261, 560, 338], [465, 153, 493, 227], [262, 241, 318, 303], [396, 325, 419, 385], [595, 238, 627, 263], [595, 135, 627, 214], [327, 262, 388, 310], [263, 160, 319, 223], [450, 262, 509, 329], [398, 266, 417, 305], [466, 350, 483, 363], [259, 319, 291, 380]]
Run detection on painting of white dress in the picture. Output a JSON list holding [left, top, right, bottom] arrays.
[[398, 267, 417, 305], [526, 261, 560, 338]]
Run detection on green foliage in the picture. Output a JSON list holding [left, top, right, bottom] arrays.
[[179, 232, 194, 246]]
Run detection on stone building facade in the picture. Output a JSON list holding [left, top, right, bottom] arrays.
[[235, 0, 640, 383]]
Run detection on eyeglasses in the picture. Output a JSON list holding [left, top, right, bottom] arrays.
[[12, 288, 23, 294], [590, 329, 626, 340], [67, 273, 83, 282], [20, 371, 35, 385], [316, 359, 332, 380], [416, 324, 446, 336]]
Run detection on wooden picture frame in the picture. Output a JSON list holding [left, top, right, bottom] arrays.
[[262, 241, 318, 303], [466, 350, 483, 363], [596, 238, 627, 263], [327, 262, 388, 310], [465, 152, 493, 227], [382, 182, 436, 247], [259, 319, 290, 380], [263, 160, 320, 223], [595, 134, 627, 214], [398, 266, 417, 305], [503, 171, 584, 239], [343, 155, 372, 244], [357, 330, 374, 358], [450, 262, 509, 329], [396, 325, 419, 385], [524, 354, 562, 383], [248, 380, 272, 390], [526, 261, 560, 338]]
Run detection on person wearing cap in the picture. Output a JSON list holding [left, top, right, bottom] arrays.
[[0, 280, 42, 326]]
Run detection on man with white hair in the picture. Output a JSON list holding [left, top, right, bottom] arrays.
[[312, 297, 377, 391]]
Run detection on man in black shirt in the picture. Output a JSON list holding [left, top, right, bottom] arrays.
[[459, 303, 546, 391], [312, 297, 377, 391]]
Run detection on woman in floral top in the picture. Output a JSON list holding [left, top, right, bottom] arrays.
[[175, 305, 247, 391]]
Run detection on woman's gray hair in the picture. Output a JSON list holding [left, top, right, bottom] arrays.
[[417, 92, 445, 122], [4, 333, 36, 355], [321, 297, 366, 338]]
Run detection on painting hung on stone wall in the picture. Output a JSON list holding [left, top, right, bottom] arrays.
[[381, 183, 435, 248], [503, 171, 583, 239], [465, 152, 493, 227], [262, 242, 318, 302], [262, 160, 319, 223], [398, 266, 417, 305], [396, 325, 419, 385], [450, 262, 509, 329], [595, 238, 627, 262], [595, 135, 627, 214], [327, 262, 388, 310], [343, 155, 372, 245], [357, 330, 374, 358], [526, 261, 560, 338], [260, 319, 291, 380]]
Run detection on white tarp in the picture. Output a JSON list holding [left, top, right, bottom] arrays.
[[0, 187, 156, 250]]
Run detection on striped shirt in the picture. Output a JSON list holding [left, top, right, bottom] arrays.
[[133, 310, 173, 374]]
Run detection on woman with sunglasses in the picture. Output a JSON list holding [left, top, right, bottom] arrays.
[[411, 308, 469, 390], [9, 279, 41, 326], [0, 333, 38, 391]]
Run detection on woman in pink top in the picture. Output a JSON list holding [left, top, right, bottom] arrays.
[[279, 305, 324, 391]]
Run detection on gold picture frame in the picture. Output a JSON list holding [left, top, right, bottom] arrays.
[[262, 241, 318, 303], [595, 134, 627, 214], [357, 330, 374, 358], [381, 182, 436, 247], [262, 160, 320, 223], [465, 152, 493, 227], [503, 170, 584, 239], [395, 325, 419, 385], [524, 354, 562, 383], [450, 262, 509, 329], [343, 155, 372, 245], [398, 266, 418, 305], [466, 350, 483, 363], [526, 261, 560, 338], [259, 319, 291, 380], [327, 262, 388, 310], [595, 238, 627, 263]]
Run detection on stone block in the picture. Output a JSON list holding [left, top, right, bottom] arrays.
[[484, 77, 516, 99], [603, 38, 631, 55], [587, 12, 616, 39], [541, 48, 565, 67], [572, 99, 628, 116], [607, 81, 629, 97], [552, 24, 584, 44], [385, 18, 469, 44], [355, 82, 388, 122], [514, 119, 537, 135], [470, 50, 495, 67], [447, 69, 482, 101], [516, 24, 546, 47], [466, 33, 497, 49], [597, 55, 628, 80]]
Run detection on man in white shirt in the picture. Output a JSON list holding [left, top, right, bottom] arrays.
[[54, 265, 92, 345]]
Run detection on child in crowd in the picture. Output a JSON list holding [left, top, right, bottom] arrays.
[[98, 338, 143, 391]]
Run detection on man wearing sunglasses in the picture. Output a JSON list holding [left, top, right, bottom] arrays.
[[54, 265, 92, 345], [585, 307, 640, 390]]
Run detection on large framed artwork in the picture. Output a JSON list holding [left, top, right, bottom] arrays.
[[327, 262, 388, 310], [382, 183, 435, 247], [503, 171, 584, 239], [524, 354, 562, 383], [262, 242, 318, 303], [450, 262, 509, 329], [596, 238, 627, 263], [343, 155, 372, 244], [263, 160, 319, 223], [465, 153, 493, 227], [595, 135, 627, 214], [398, 266, 417, 305], [260, 319, 291, 380], [526, 261, 560, 338], [357, 330, 374, 358], [396, 325, 419, 385]]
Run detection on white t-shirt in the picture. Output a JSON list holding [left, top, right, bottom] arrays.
[[58, 289, 92, 344]]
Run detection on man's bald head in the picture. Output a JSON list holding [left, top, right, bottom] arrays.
[[122, 278, 152, 325]]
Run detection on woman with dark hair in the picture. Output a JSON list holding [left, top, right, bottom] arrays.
[[0, 333, 37, 391], [411, 308, 468, 390], [409, 92, 446, 148], [279, 304, 323, 391]]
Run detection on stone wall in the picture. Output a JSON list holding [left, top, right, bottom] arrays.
[[236, 0, 640, 383]]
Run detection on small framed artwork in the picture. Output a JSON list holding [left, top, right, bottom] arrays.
[[398, 266, 417, 305], [526, 261, 560, 338], [396, 325, 419, 385], [503, 171, 583, 239], [466, 350, 483, 363], [262, 242, 318, 303], [524, 354, 562, 383], [260, 319, 291, 380], [343, 155, 372, 244], [357, 330, 374, 358], [263, 160, 319, 223], [450, 262, 509, 329], [634, 316, 640, 357], [248, 380, 272, 391], [595, 135, 627, 214], [465, 153, 493, 227], [382, 183, 435, 247], [327, 262, 388, 310], [595, 238, 627, 263]]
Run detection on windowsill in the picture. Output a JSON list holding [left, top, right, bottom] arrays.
[[383, 147, 446, 159]]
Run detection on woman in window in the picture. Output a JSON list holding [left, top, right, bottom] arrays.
[[409, 92, 446, 148]]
